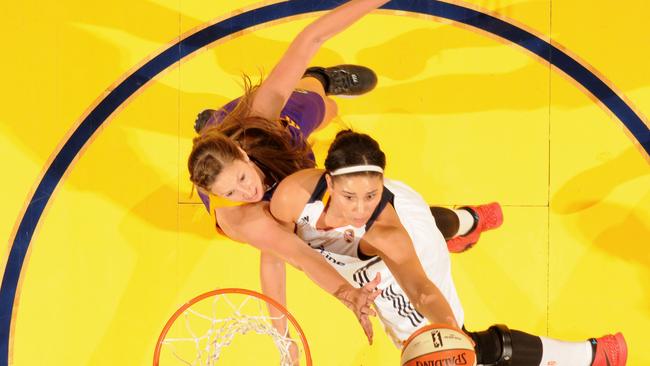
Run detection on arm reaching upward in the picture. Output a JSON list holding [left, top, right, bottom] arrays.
[[251, 0, 390, 119]]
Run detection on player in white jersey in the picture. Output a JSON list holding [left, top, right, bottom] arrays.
[[268, 130, 627, 366], [292, 172, 465, 344]]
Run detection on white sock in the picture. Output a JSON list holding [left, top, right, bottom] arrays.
[[539, 337, 593, 366], [455, 208, 475, 236]]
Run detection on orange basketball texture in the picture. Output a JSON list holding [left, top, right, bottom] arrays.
[[401, 325, 477, 366]]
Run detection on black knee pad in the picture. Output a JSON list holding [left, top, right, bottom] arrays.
[[468, 324, 513, 365], [489, 324, 513, 365]]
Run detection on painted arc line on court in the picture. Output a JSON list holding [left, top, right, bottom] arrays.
[[2, 0, 648, 364]]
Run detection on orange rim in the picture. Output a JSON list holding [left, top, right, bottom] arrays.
[[153, 288, 312, 365]]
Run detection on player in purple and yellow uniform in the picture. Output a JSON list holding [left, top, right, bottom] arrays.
[[192, 65, 371, 224], [188, 0, 394, 346]]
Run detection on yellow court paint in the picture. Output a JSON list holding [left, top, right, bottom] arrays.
[[1, 0, 648, 365]]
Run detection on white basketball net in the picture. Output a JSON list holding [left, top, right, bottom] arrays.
[[160, 293, 299, 365]]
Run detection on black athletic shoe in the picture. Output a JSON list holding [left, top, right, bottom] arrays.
[[304, 64, 377, 96]]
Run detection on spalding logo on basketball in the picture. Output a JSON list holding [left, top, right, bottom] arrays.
[[401, 324, 477, 366]]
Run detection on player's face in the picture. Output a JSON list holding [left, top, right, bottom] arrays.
[[209, 159, 264, 202], [327, 174, 383, 228]]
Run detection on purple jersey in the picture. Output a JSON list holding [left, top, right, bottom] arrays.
[[198, 89, 325, 211]]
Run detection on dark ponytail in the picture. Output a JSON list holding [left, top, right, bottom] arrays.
[[324, 130, 386, 178]]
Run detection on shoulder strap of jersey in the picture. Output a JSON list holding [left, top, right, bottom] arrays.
[[307, 173, 328, 203], [365, 186, 395, 231]]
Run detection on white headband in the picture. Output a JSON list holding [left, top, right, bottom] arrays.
[[329, 165, 384, 176]]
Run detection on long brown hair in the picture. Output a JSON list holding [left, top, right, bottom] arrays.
[[188, 75, 315, 192]]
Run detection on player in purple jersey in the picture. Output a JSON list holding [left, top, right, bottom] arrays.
[[187, 0, 393, 345], [194, 87, 330, 208]]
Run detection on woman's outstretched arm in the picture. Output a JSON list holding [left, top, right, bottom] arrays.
[[251, 0, 390, 119], [216, 202, 381, 343]]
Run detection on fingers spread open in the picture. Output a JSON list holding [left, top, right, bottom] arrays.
[[360, 316, 374, 345], [368, 287, 381, 302]]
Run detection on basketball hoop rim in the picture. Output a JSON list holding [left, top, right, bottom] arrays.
[[153, 288, 312, 366]]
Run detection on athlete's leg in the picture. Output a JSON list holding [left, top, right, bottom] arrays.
[[295, 76, 339, 131], [195, 65, 376, 134], [444, 202, 503, 253], [298, 64, 378, 131], [466, 325, 626, 366], [429, 206, 473, 239], [430, 205, 500, 253]]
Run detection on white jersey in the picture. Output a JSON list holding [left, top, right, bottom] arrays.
[[295, 175, 464, 345]]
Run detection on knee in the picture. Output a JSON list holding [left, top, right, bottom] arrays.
[[429, 206, 460, 239], [467, 324, 513, 365], [325, 97, 338, 118]]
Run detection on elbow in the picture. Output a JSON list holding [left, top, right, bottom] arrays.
[[280, 251, 302, 271], [263, 242, 305, 272], [413, 288, 458, 327], [413, 291, 439, 310]]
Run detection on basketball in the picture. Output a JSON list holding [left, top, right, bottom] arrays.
[[401, 324, 477, 366]]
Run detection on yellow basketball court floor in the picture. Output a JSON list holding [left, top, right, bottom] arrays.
[[1, 0, 649, 365]]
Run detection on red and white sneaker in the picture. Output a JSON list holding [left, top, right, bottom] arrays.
[[590, 333, 627, 366], [446, 202, 503, 253]]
